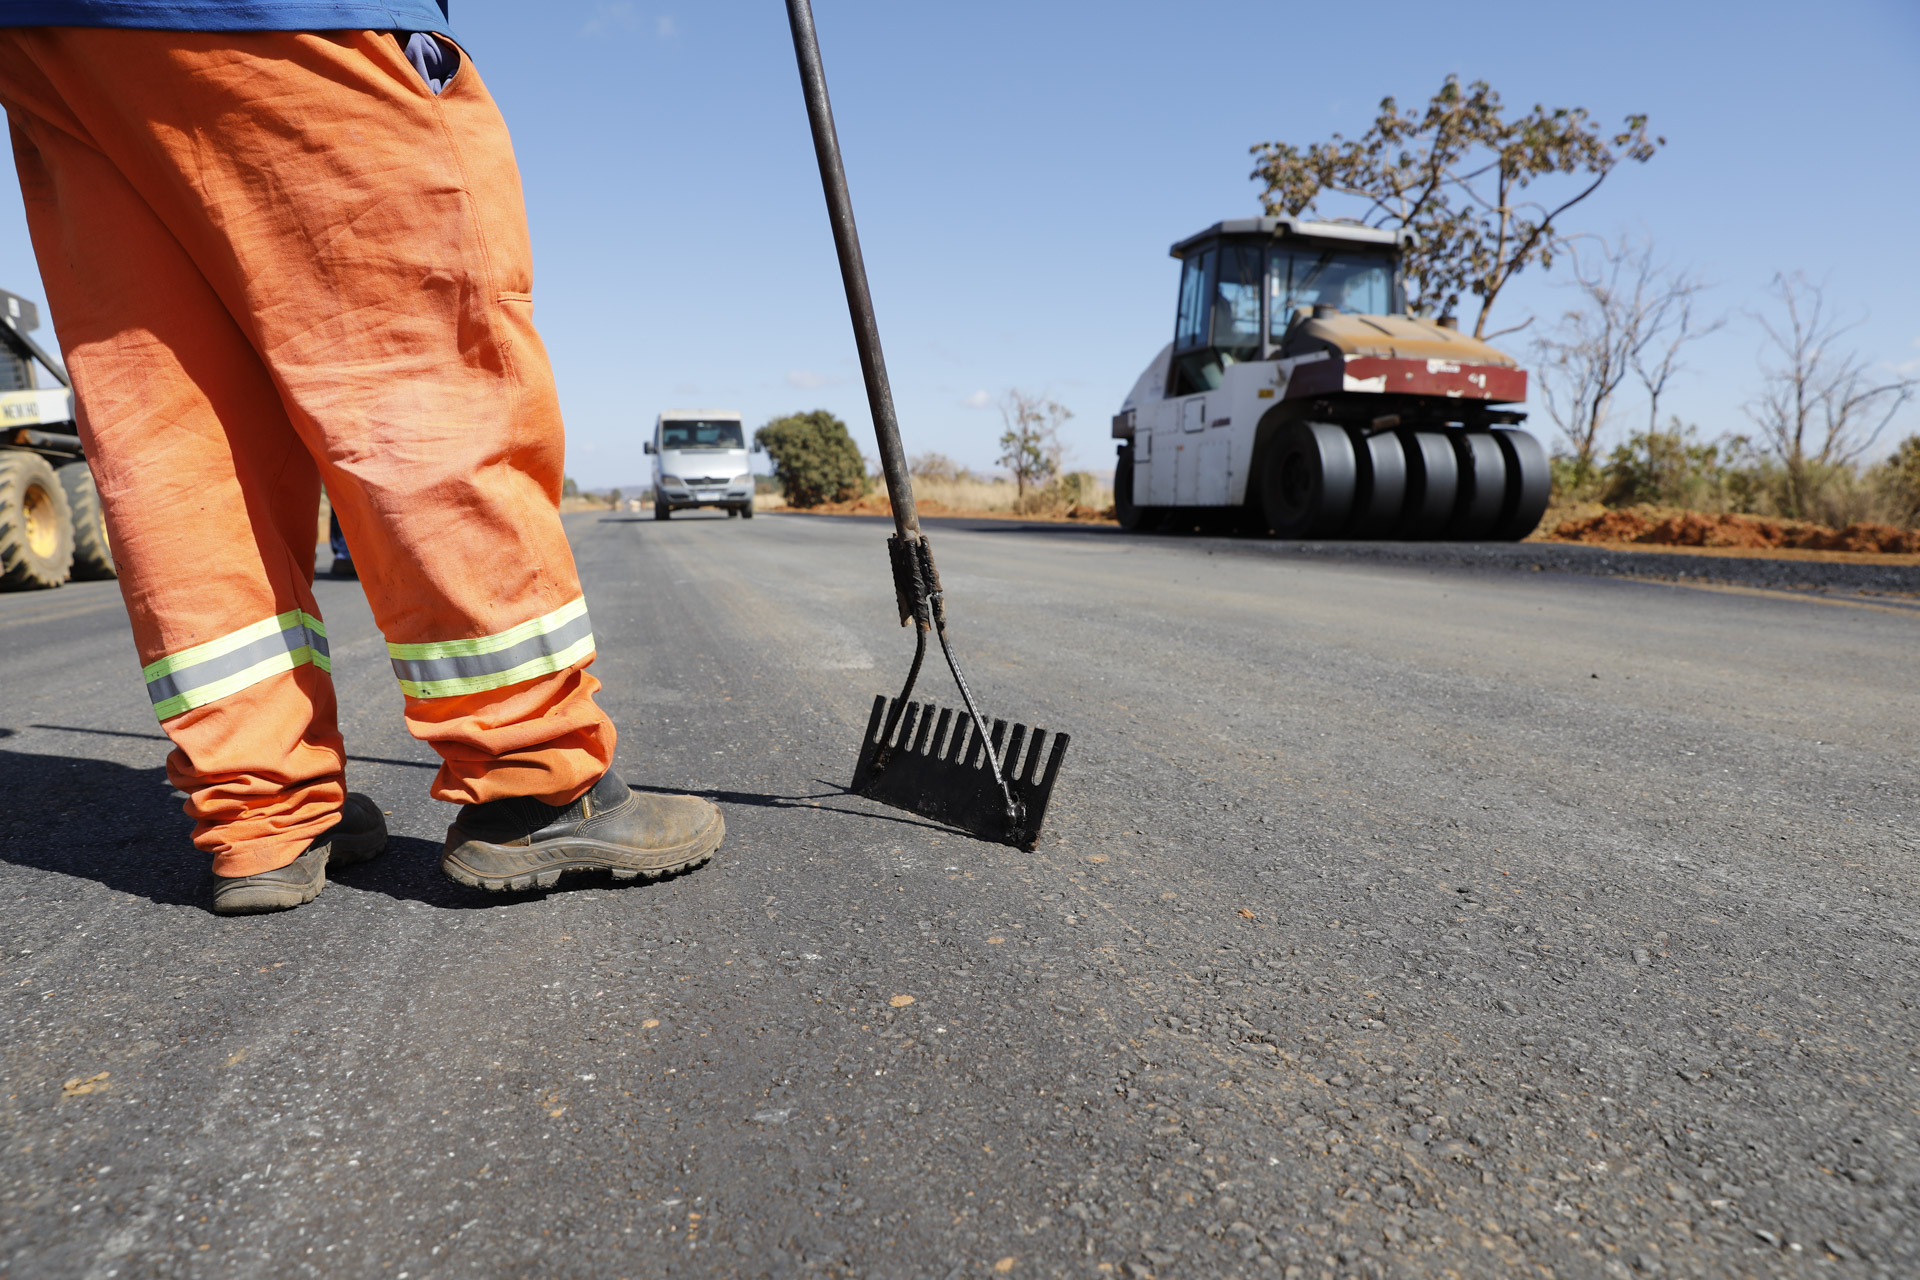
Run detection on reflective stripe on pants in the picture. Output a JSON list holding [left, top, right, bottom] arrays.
[[388, 598, 594, 700], [145, 610, 330, 721]]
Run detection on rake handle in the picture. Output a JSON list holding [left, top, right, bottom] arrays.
[[784, 0, 919, 543]]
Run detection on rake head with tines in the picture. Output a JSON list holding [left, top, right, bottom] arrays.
[[852, 698, 1070, 851], [786, 0, 1071, 848]]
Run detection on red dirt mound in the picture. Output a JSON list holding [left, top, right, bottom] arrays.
[[1552, 509, 1920, 554]]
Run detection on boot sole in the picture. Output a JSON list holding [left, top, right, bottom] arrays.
[[441, 811, 724, 892]]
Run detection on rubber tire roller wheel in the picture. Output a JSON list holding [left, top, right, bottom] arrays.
[[1344, 429, 1408, 539], [1489, 428, 1551, 540], [1261, 421, 1357, 539], [58, 461, 114, 580], [1395, 430, 1458, 540], [0, 450, 74, 589], [1113, 444, 1161, 532], [1446, 431, 1508, 540]]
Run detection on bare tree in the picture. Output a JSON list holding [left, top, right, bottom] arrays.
[[1745, 273, 1915, 517], [1627, 253, 1722, 435], [1533, 237, 1721, 483], [996, 391, 1071, 501]]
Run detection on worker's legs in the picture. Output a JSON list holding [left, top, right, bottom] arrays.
[[1, 99, 345, 878], [0, 30, 615, 844]]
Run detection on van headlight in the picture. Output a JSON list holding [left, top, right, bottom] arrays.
[[661, 475, 683, 487], [733, 474, 752, 488]]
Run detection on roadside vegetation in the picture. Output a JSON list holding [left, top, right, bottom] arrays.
[[1530, 262, 1917, 547], [750, 393, 1110, 521]]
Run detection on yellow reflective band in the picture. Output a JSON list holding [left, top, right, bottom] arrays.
[[142, 609, 323, 682], [145, 610, 330, 722], [392, 632, 596, 700], [386, 598, 595, 700], [387, 597, 587, 662]]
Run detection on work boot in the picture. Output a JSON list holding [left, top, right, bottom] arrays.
[[440, 768, 722, 892], [211, 793, 389, 916]]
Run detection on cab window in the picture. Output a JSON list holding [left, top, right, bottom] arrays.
[[660, 420, 745, 449], [1269, 248, 1395, 336], [1211, 244, 1263, 359], [1174, 249, 1216, 351]]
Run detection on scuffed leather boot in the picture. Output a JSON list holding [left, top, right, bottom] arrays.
[[440, 768, 722, 892], [212, 792, 388, 916]]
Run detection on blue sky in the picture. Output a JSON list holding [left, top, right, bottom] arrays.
[[0, 0, 1915, 488]]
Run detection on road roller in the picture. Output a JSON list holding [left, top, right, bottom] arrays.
[[1111, 217, 1550, 540]]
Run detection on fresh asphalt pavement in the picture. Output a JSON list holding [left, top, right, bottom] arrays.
[[1, 509, 1916, 1280]]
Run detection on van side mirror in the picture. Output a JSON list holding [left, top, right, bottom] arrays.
[[751, 441, 765, 455], [643, 441, 655, 454]]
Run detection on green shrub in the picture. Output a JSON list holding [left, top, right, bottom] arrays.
[[1600, 422, 1726, 509], [755, 410, 867, 508], [1873, 435, 1920, 526]]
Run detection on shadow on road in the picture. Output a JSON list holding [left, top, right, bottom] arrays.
[[627, 780, 956, 837], [31, 723, 442, 771], [0, 746, 202, 908], [0, 745, 504, 912], [0, 740, 931, 912]]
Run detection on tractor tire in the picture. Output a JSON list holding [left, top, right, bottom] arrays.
[[1447, 431, 1508, 539], [1396, 430, 1458, 539], [1261, 421, 1356, 539], [1113, 445, 1160, 532], [654, 501, 671, 521], [58, 461, 114, 580], [1490, 428, 1552, 540], [0, 450, 74, 589], [1346, 429, 1407, 539]]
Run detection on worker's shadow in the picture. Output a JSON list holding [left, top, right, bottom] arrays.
[[0, 742, 504, 912]]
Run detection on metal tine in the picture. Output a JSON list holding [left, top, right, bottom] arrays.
[[893, 700, 922, 751], [942, 714, 969, 763], [1040, 732, 1071, 791], [928, 707, 954, 760], [961, 718, 985, 770], [863, 695, 888, 747], [1001, 722, 1028, 784], [1020, 728, 1049, 785], [911, 702, 938, 755]]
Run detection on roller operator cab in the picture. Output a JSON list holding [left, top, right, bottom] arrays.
[[645, 410, 757, 520], [1111, 218, 1550, 540]]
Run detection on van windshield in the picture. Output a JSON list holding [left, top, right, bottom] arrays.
[[661, 420, 744, 449]]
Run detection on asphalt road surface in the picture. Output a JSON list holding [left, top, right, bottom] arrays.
[[2, 511, 1916, 1280]]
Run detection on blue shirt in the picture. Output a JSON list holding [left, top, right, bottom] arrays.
[[0, 1, 450, 32]]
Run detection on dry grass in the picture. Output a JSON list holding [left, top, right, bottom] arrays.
[[911, 476, 1026, 511], [910, 475, 1115, 515], [791, 473, 1118, 524]]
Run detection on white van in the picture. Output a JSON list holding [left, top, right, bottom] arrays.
[[644, 410, 756, 520]]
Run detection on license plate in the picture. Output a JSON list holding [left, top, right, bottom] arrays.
[[696, 490, 722, 501]]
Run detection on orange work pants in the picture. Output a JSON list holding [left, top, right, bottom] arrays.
[[0, 29, 616, 877]]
